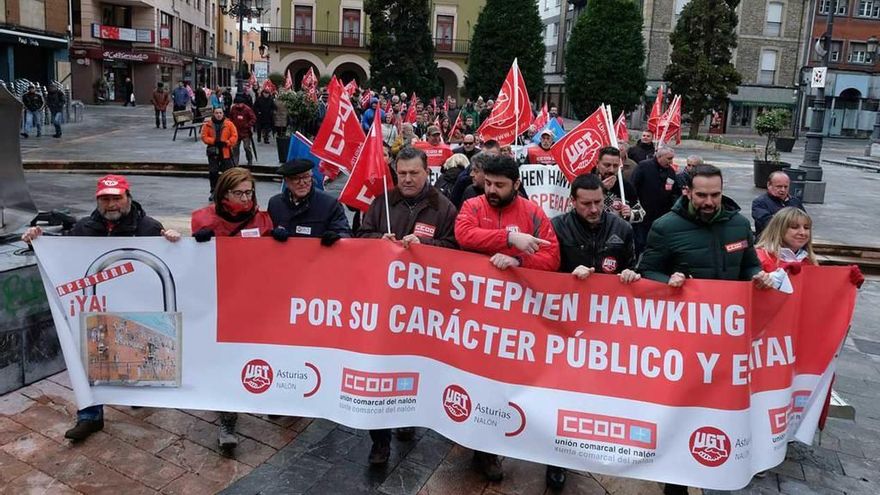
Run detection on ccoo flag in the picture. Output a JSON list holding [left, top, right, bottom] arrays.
[[339, 110, 394, 212], [476, 59, 532, 146]]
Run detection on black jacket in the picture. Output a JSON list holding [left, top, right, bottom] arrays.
[[254, 95, 275, 125], [552, 210, 635, 274], [267, 187, 352, 238], [751, 192, 806, 237], [70, 201, 164, 237], [435, 166, 464, 200], [452, 146, 479, 160], [358, 186, 458, 248], [628, 141, 655, 164], [631, 158, 681, 223], [22, 93, 44, 112], [46, 90, 65, 113]]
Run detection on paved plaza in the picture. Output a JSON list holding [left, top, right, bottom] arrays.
[[1, 105, 878, 494]]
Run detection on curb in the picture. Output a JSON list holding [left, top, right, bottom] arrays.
[[23, 161, 283, 181]]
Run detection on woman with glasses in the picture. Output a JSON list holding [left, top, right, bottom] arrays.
[[189, 167, 273, 454]]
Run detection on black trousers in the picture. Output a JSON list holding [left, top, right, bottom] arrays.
[[208, 156, 234, 193], [369, 429, 391, 444]]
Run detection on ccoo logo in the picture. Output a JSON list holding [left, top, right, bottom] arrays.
[[689, 426, 731, 467], [241, 359, 273, 394], [442, 385, 472, 422]]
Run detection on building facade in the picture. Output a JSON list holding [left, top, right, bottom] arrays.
[[800, 0, 880, 137], [69, 0, 220, 104], [265, 0, 483, 98], [540, 0, 810, 133], [0, 0, 70, 84]]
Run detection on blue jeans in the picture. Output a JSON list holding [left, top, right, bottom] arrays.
[[52, 111, 63, 135], [77, 405, 104, 421], [24, 110, 42, 135]]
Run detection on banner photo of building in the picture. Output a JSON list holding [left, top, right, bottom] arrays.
[[33, 237, 857, 490]]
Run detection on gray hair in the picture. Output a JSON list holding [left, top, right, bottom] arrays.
[[656, 146, 675, 157], [686, 155, 704, 166], [470, 151, 491, 171]]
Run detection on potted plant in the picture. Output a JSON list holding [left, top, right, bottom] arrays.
[[753, 109, 791, 188], [275, 90, 319, 162]]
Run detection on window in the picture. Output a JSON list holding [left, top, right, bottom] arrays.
[[765, 2, 783, 36], [849, 42, 871, 63], [759, 50, 777, 84], [102, 5, 132, 28], [819, 0, 848, 15], [181, 21, 193, 52], [552, 22, 558, 38], [160, 12, 174, 48], [342, 8, 361, 46], [858, 0, 880, 17], [436, 15, 454, 51], [730, 103, 753, 127], [816, 40, 843, 61], [545, 51, 556, 72], [294, 5, 313, 43]]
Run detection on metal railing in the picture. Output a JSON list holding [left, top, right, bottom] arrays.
[[1, 79, 82, 126], [263, 27, 470, 54]]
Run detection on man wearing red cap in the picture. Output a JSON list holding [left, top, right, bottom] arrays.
[[21, 174, 181, 442]]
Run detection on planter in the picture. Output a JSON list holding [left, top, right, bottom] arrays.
[[276, 135, 291, 163], [775, 137, 796, 153], [753, 160, 791, 188]]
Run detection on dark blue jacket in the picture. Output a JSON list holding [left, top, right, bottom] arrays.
[[751, 192, 805, 237], [631, 157, 681, 224], [267, 187, 352, 238]]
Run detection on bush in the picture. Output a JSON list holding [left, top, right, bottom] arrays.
[[755, 109, 791, 163], [268, 72, 285, 88], [277, 91, 319, 137]]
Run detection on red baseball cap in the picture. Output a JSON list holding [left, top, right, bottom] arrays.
[[95, 175, 130, 197]]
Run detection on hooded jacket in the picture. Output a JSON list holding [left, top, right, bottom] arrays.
[[637, 196, 762, 283], [70, 201, 164, 237]]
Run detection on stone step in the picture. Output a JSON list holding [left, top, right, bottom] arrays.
[[822, 158, 880, 172], [844, 155, 880, 165]]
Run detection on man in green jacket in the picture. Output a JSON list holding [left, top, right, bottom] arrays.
[[637, 164, 772, 288], [637, 164, 772, 495]]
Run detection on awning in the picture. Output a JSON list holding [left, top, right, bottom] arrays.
[[0, 28, 68, 49], [729, 85, 797, 106]]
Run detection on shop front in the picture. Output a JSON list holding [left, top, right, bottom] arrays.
[[0, 28, 69, 83], [70, 46, 185, 104]]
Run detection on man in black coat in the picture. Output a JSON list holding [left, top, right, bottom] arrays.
[[267, 159, 352, 243], [631, 146, 680, 254], [46, 86, 66, 138], [253, 89, 276, 144], [752, 170, 806, 238], [628, 129, 656, 164], [21, 175, 181, 442]]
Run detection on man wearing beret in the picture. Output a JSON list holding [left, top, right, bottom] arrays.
[[267, 159, 352, 244]]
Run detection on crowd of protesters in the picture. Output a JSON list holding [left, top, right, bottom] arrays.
[[19, 81, 867, 495]]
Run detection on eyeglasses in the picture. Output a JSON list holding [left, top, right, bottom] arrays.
[[464, 141, 475, 145], [228, 189, 254, 199], [289, 175, 313, 184]]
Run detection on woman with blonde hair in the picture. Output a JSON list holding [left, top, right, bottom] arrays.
[[755, 206, 817, 272]]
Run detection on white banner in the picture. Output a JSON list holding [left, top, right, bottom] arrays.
[[519, 164, 572, 218]]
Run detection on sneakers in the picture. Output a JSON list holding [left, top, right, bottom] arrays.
[[395, 427, 415, 441], [218, 415, 238, 451], [546, 465, 566, 490], [368, 440, 391, 465], [64, 418, 104, 441], [473, 451, 503, 481]]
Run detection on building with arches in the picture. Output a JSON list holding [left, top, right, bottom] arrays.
[[264, 0, 482, 99]]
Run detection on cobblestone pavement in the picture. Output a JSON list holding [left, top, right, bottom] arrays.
[[3, 105, 878, 494]]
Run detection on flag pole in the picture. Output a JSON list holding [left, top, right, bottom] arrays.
[[513, 58, 519, 146], [603, 105, 626, 206], [383, 178, 392, 236]]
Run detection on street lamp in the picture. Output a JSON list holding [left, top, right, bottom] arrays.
[[219, 0, 266, 92], [866, 35, 880, 156], [800, 7, 835, 204]]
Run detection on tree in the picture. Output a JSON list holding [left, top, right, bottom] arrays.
[[365, 0, 439, 97], [465, 0, 544, 101], [664, 0, 742, 138], [564, 0, 646, 119]]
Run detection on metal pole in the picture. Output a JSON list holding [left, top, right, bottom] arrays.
[[801, 8, 834, 180]]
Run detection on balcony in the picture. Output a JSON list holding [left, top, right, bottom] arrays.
[[263, 28, 470, 55]]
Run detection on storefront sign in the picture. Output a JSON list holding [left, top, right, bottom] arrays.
[[72, 47, 184, 66], [0, 28, 68, 49], [92, 24, 154, 44]]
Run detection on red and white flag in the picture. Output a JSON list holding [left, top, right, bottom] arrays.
[[532, 102, 549, 131], [647, 87, 664, 135], [476, 58, 532, 146], [248, 71, 257, 89], [404, 92, 418, 124], [310, 77, 365, 172], [359, 89, 373, 109], [344, 79, 359, 98], [658, 95, 682, 145], [432, 116, 446, 144], [301, 67, 318, 102], [339, 110, 394, 212], [261, 79, 277, 95], [615, 111, 629, 144], [448, 111, 462, 141], [283, 70, 293, 91], [549, 106, 614, 182]]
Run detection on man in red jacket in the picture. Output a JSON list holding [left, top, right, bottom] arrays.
[[228, 95, 257, 167], [453, 154, 560, 482]]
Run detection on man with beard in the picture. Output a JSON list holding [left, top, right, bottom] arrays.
[[636, 164, 771, 495], [454, 154, 559, 482], [20, 175, 181, 442], [594, 146, 645, 223], [628, 129, 656, 163], [526, 128, 557, 165]]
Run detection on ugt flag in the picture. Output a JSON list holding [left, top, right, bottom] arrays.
[[549, 106, 613, 182]]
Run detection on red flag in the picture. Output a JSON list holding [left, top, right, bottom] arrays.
[[261, 79, 277, 94], [448, 111, 462, 141], [433, 116, 446, 144], [532, 102, 549, 131], [301, 67, 318, 102], [476, 58, 532, 146], [615, 111, 629, 144], [647, 87, 664, 135], [404, 92, 418, 124], [549, 106, 614, 182], [284, 70, 293, 91], [344, 79, 359, 98], [319, 160, 341, 181], [658, 96, 682, 145], [431, 97, 437, 111], [385, 99, 392, 114], [339, 110, 394, 212], [443, 98, 449, 114], [359, 89, 373, 109], [311, 77, 366, 172]]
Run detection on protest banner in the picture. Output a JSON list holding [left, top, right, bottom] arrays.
[[33, 237, 855, 490], [519, 164, 571, 218]]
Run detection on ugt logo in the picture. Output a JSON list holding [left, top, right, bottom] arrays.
[[241, 359, 273, 394], [689, 426, 731, 467], [442, 385, 471, 422], [563, 130, 603, 174]]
